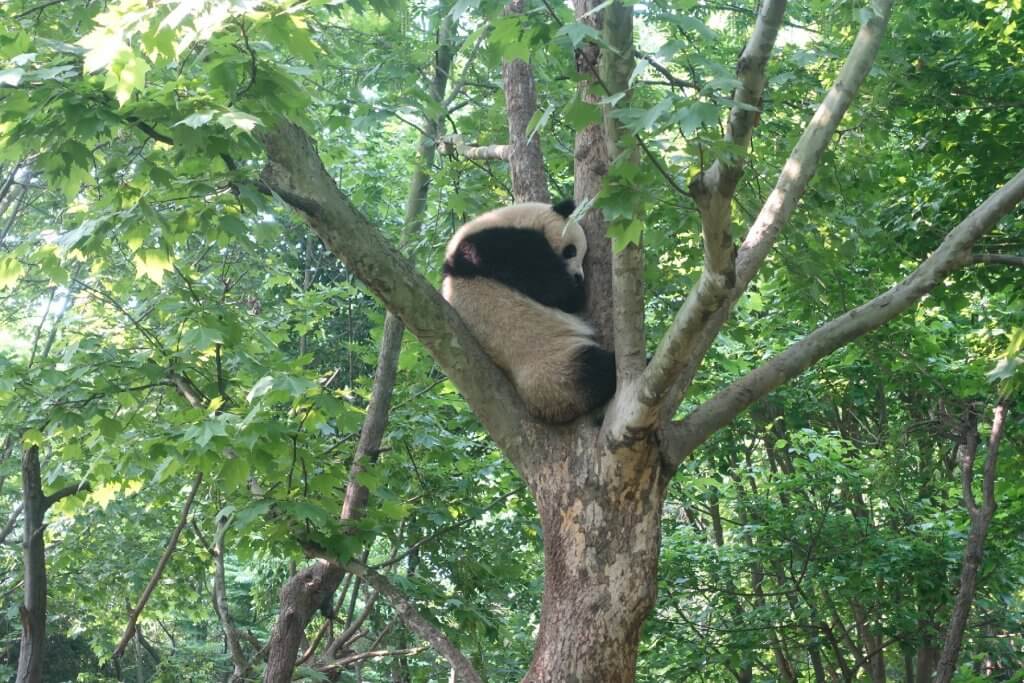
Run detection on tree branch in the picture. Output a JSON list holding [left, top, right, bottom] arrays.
[[608, 0, 788, 436], [43, 481, 90, 510], [0, 502, 22, 546], [935, 401, 1008, 683], [113, 472, 203, 659], [666, 167, 1024, 465], [438, 135, 510, 161], [212, 514, 248, 680], [964, 252, 1024, 267], [502, 0, 550, 203], [344, 561, 484, 683], [645, 0, 896, 430], [259, 121, 531, 459], [602, 1, 647, 383]]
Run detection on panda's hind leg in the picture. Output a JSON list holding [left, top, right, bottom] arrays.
[[574, 344, 616, 414]]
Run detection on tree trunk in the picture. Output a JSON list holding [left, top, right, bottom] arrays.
[[573, 0, 613, 347], [17, 446, 46, 683], [934, 403, 1006, 683], [915, 644, 940, 683], [520, 431, 664, 683], [501, 0, 549, 204]]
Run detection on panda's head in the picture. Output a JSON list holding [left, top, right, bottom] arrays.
[[449, 200, 587, 281]]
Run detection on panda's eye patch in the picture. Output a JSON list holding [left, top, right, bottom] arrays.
[[562, 245, 577, 259]]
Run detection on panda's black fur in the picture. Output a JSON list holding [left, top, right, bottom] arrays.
[[441, 200, 616, 424]]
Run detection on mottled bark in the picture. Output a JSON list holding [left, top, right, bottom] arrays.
[[263, 560, 346, 682], [574, 0, 613, 346], [521, 431, 665, 683]]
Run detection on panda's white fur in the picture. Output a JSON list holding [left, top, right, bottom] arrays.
[[441, 201, 616, 424]]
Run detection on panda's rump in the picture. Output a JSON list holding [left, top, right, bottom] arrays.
[[443, 277, 609, 421]]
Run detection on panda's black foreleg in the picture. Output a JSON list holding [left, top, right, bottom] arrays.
[[575, 345, 617, 412]]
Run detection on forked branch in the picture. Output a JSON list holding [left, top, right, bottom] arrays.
[[666, 167, 1024, 465], [345, 561, 484, 683], [635, 0, 895, 431], [609, 0, 787, 436]]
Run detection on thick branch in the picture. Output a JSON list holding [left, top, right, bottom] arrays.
[[462, 144, 510, 161], [575, 0, 614, 346], [43, 481, 90, 510], [602, 1, 647, 382], [666, 167, 1024, 464], [646, 0, 896, 429], [344, 561, 483, 683], [735, 0, 894, 287], [113, 472, 203, 659], [260, 122, 530, 457], [264, 561, 345, 682], [439, 135, 509, 160]]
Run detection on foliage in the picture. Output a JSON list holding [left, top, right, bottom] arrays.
[[0, 0, 1020, 680]]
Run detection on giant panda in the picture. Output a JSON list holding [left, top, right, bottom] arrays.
[[441, 199, 616, 424]]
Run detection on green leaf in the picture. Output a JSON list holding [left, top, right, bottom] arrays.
[[490, 16, 530, 62], [220, 457, 249, 491], [355, 468, 384, 492], [608, 219, 643, 252], [247, 376, 275, 403], [112, 52, 150, 106], [218, 111, 263, 133], [0, 257, 25, 289], [557, 22, 603, 49], [133, 249, 173, 285], [181, 327, 225, 352], [673, 102, 720, 136], [379, 499, 411, 520], [174, 111, 217, 129], [23, 429, 45, 448], [563, 98, 602, 131], [186, 417, 227, 447], [526, 104, 553, 144], [274, 375, 316, 397], [0, 68, 24, 86]]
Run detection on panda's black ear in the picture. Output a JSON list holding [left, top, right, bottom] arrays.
[[552, 199, 576, 218]]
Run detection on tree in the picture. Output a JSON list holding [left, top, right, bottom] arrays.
[[0, 0, 1021, 680]]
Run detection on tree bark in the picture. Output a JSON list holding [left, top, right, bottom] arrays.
[[573, 0, 614, 346], [212, 514, 248, 682], [256, 2, 1024, 681], [934, 403, 1008, 683], [502, 0, 549, 204], [17, 446, 46, 683], [519, 431, 665, 683], [263, 18, 456, 680]]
